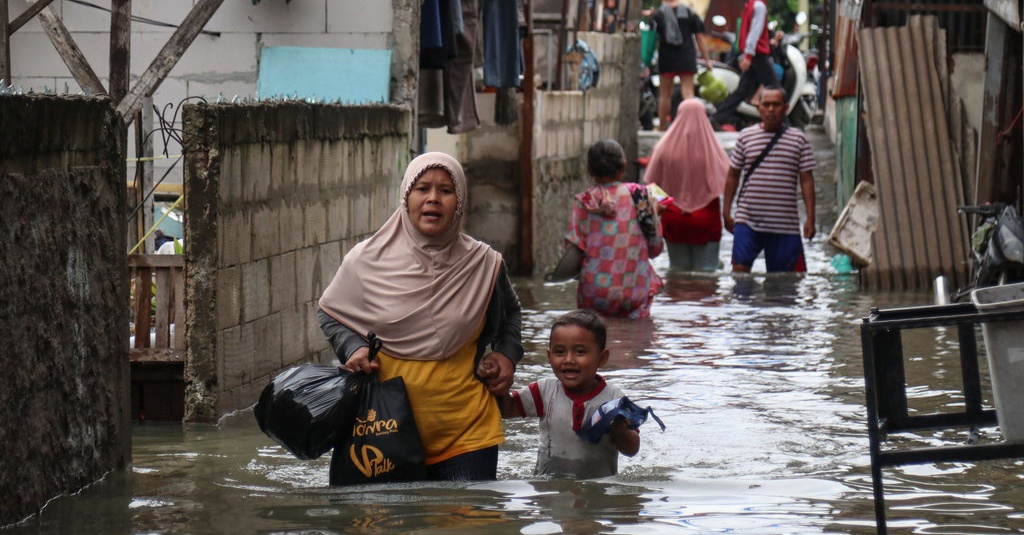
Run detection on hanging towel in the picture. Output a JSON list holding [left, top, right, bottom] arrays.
[[483, 0, 521, 88], [657, 4, 685, 46]]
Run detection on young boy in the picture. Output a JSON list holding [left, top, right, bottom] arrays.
[[503, 309, 640, 478]]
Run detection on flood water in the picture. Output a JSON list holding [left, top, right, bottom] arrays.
[[11, 234, 1024, 534]]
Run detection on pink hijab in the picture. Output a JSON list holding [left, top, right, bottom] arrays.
[[644, 99, 729, 212], [318, 152, 501, 361]]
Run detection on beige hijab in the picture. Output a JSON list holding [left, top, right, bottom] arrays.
[[644, 99, 729, 212], [318, 152, 501, 360]]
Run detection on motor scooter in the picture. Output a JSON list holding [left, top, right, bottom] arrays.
[[955, 203, 1024, 300], [695, 31, 815, 128]]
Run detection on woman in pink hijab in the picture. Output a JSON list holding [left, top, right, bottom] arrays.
[[317, 152, 523, 483], [644, 99, 729, 271]]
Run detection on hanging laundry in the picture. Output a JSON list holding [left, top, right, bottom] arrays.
[[482, 0, 521, 88]]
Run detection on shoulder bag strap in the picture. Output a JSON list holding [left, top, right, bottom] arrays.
[[738, 126, 787, 201]]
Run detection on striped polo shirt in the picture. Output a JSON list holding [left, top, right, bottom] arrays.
[[730, 124, 816, 235]]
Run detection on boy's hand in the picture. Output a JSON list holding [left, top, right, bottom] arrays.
[[609, 416, 640, 457], [476, 352, 515, 396]]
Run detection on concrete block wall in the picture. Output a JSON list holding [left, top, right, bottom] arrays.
[[0, 95, 129, 526], [431, 31, 639, 276], [182, 102, 411, 422], [6, 0, 418, 184], [533, 32, 638, 274]]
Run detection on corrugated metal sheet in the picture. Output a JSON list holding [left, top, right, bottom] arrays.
[[857, 15, 970, 291]]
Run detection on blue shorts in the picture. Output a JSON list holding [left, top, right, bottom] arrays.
[[732, 223, 806, 272]]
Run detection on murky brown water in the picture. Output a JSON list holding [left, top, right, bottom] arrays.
[[10, 231, 1024, 534]]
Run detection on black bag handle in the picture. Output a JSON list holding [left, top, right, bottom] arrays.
[[738, 126, 787, 201], [366, 332, 383, 362]]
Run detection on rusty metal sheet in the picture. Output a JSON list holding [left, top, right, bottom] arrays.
[[857, 16, 970, 291]]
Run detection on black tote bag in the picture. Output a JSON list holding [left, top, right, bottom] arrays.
[[329, 375, 427, 485]]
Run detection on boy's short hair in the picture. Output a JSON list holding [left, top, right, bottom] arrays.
[[550, 309, 607, 350]]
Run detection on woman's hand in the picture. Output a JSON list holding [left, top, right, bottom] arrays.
[[343, 346, 380, 374], [476, 352, 515, 396]]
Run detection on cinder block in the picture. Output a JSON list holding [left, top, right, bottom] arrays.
[[322, 141, 344, 189], [218, 211, 252, 267], [253, 313, 284, 377], [279, 305, 308, 365], [326, 197, 349, 241], [306, 302, 331, 357], [269, 252, 297, 313], [220, 324, 254, 391], [208, 0, 328, 33], [251, 204, 280, 259], [327, 1, 392, 33], [241, 259, 270, 323], [219, 148, 243, 205], [259, 33, 390, 50], [247, 145, 272, 202], [295, 246, 319, 303], [279, 200, 304, 254], [271, 142, 290, 194], [215, 266, 241, 331], [301, 142, 322, 188], [303, 202, 327, 247], [318, 243, 342, 294]]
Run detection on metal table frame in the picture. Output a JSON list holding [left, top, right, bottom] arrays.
[[861, 302, 1024, 534]]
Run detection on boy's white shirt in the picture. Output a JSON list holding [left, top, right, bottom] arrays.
[[513, 376, 626, 478]]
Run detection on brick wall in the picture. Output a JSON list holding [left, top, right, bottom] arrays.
[[0, 95, 129, 526], [182, 102, 411, 422]]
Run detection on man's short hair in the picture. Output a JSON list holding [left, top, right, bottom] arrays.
[[760, 84, 788, 102]]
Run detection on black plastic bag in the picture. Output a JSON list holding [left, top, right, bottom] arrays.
[[329, 375, 427, 485], [254, 363, 365, 460]]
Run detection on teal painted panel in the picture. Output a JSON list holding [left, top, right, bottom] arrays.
[[258, 47, 391, 103], [835, 97, 859, 210]]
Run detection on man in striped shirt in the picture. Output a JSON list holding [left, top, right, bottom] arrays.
[[723, 86, 816, 272]]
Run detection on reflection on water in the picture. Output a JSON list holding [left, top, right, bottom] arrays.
[[10, 244, 1024, 534]]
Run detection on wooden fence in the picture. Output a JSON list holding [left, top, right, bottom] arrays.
[[129, 254, 185, 421]]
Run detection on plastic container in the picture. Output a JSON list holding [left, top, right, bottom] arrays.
[[971, 282, 1024, 442]]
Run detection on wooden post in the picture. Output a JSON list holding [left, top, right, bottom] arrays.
[[554, 0, 569, 90], [110, 0, 131, 104], [31, 0, 106, 95], [519, 0, 535, 275], [0, 0, 10, 84], [116, 0, 225, 121], [975, 12, 1019, 206]]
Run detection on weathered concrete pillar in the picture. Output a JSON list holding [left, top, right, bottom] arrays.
[[0, 95, 130, 527]]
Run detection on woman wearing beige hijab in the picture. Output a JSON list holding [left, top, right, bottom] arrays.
[[317, 152, 523, 483], [644, 99, 729, 271]]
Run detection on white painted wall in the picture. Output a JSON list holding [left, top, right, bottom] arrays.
[[6, 0, 408, 183]]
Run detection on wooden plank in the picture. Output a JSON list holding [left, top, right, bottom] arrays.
[[109, 0, 131, 104], [976, 12, 1010, 206], [32, 1, 106, 95], [1, 0, 10, 83], [130, 348, 185, 364], [134, 266, 153, 348], [116, 0, 225, 120], [8, 0, 53, 33], [129, 253, 185, 268], [984, 0, 1021, 29], [154, 268, 173, 347]]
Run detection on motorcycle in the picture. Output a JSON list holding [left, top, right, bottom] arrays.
[[694, 30, 816, 128], [955, 202, 1024, 300], [647, 37, 814, 129]]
